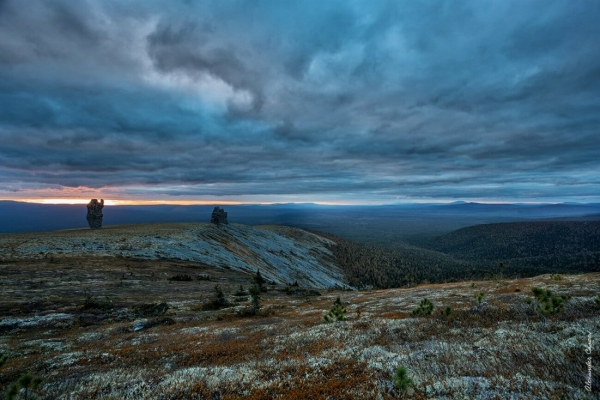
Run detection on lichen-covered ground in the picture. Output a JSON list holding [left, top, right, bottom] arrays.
[[1, 252, 598, 399], [0, 223, 346, 288]]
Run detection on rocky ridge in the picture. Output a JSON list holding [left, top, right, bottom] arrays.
[[0, 223, 347, 288]]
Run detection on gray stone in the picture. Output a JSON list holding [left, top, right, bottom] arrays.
[[86, 199, 104, 229], [210, 206, 228, 225]]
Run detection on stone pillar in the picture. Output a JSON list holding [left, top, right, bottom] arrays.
[[210, 206, 228, 225], [86, 199, 104, 229]]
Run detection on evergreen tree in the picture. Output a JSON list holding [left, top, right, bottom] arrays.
[[6, 373, 41, 400], [411, 298, 434, 316], [526, 287, 570, 330], [234, 285, 247, 296], [0, 354, 7, 368], [254, 270, 266, 291], [475, 291, 485, 304], [248, 284, 261, 315], [442, 306, 453, 320], [392, 365, 413, 393], [214, 284, 227, 307], [202, 284, 229, 310], [324, 297, 346, 322]]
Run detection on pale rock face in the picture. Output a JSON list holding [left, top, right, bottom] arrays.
[[86, 199, 104, 229], [0, 223, 349, 288]]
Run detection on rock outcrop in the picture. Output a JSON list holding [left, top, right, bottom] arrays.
[[86, 199, 104, 229], [210, 206, 228, 225]]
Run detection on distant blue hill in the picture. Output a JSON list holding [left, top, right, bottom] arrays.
[[1, 201, 600, 241]]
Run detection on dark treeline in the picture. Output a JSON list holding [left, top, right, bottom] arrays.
[[314, 220, 600, 289], [315, 231, 481, 288]]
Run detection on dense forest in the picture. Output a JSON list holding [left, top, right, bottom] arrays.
[[428, 221, 600, 275], [316, 221, 600, 289], [316, 231, 480, 288]]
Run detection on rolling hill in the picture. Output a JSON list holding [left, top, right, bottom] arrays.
[[427, 221, 600, 276], [0, 223, 348, 289]]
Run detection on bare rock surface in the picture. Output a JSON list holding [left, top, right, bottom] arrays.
[[0, 223, 347, 288]]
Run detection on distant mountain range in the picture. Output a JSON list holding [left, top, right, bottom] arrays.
[[2, 200, 600, 241]]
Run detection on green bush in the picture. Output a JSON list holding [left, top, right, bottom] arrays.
[[202, 285, 229, 311], [249, 284, 262, 315], [441, 306, 453, 319], [392, 365, 413, 393], [237, 284, 262, 317], [234, 285, 248, 296], [527, 287, 569, 316], [6, 373, 42, 400], [324, 297, 346, 322], [254, 270, 266, 291], [169, 274, 192, 282], [411, 298, 434, 317], [475, 291, 485, 305], [0, 354, 7, 368], [82, 291, 113, 310], [526, 286, 570, 330]]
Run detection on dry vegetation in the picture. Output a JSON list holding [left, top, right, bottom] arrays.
[[1, 252, 599, 399]]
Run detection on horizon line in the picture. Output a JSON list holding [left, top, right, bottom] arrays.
[[0, 198, 597, 207]]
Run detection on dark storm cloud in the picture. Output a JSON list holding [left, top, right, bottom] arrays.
[[0, 0, 599, 202]]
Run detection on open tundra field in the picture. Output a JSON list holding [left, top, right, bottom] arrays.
[[0, 224, 599, 399]]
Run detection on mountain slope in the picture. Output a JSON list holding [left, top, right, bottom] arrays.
[[0, 223, 347, 288], [428, 221, 600, 275]]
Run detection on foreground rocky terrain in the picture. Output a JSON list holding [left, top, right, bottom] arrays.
[[0, 224, 599, 399]]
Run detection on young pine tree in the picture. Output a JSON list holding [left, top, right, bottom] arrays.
[[6, 373, 42, 400], [248, 284, 262, 315], [393, 365, 413, 393], [475, 291, 485, 304], [254, 270, 266, 292], [203, 284, 229, 310], [234, 285, 247, 297], [411, 298, 434, 317], [324, 297, 346, 322], [441, 306, 453, 321], [526, 287, 569, 331]]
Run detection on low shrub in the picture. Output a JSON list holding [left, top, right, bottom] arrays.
[[441, 306, 453, 320], [526, 286, 570, 330], [133, 302, 169, 318], [82, 291, 113, 311], [392, 365, 412, 393], [202, 285, 229, 311], [234, 285, 248, 296], [6, 373, 42, 400], [324, 297, 346, 322], [411, 298, 434, 316], [169, 274, 192, 282]]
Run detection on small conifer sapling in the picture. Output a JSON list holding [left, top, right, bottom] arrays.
[[526, 286, 570, 331], [249, 284, 262, 315], [411, 298, 434, 317], [324, 297, 346, 322], [6, 373, 42, 400], [393, 366, 413, 393]]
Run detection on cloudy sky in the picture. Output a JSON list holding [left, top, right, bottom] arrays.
[[1, 0, 599, 204]]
